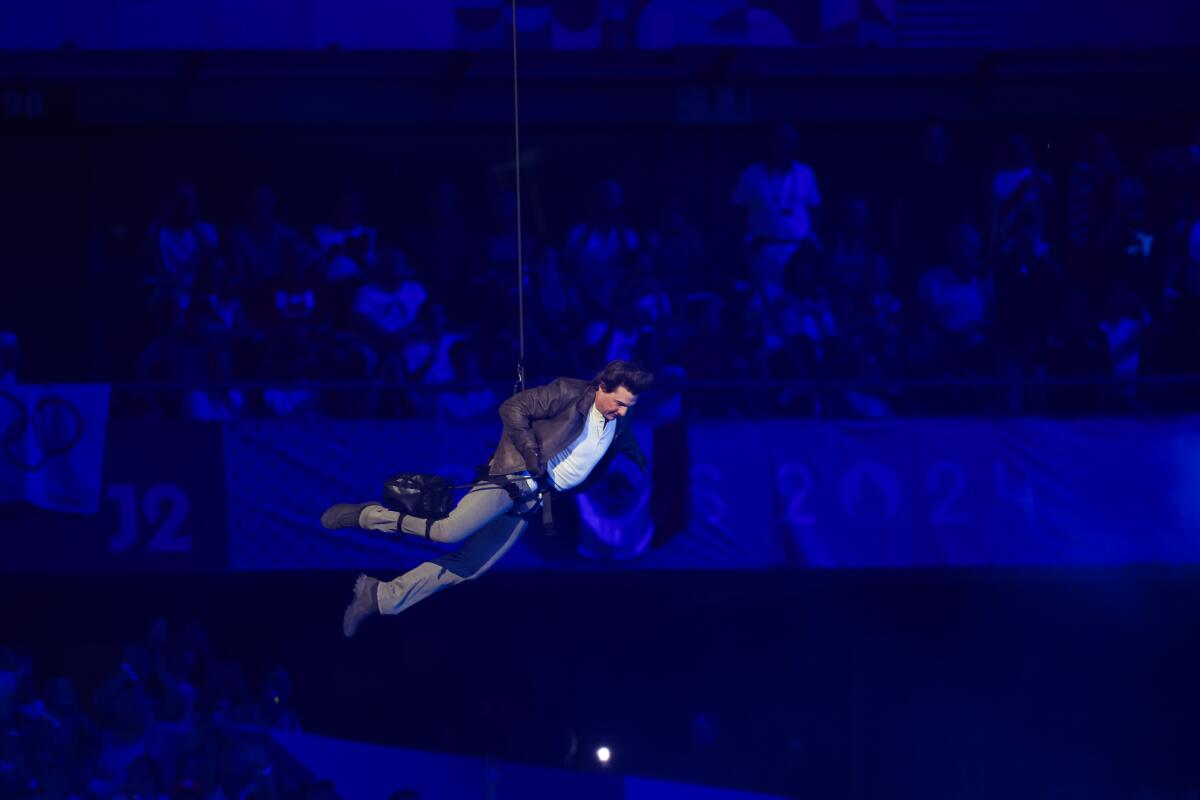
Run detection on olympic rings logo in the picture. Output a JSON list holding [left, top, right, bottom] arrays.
[[0, 391, 85, 472]]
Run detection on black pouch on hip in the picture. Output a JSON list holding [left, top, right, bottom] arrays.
[[382, 473, 454, 520]]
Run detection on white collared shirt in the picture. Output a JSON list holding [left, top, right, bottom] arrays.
[[547, 402, 616, 491]]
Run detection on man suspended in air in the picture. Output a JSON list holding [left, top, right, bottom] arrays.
[[322, 359, 653, 636]]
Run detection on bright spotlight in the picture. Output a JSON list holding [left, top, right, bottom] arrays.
[[596, 746, 612, 764]]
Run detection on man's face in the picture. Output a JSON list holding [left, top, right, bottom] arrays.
[[595, 383, 638, 421]]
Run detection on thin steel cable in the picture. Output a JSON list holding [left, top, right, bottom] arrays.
[[510, 0, 526, 394]]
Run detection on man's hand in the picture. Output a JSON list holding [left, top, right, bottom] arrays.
[[522, 447, 545, 479]]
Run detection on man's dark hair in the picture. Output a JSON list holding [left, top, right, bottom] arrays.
[[593, 360, 654, 395]]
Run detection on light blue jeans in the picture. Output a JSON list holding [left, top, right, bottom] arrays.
[[369, 480, 539, 617]]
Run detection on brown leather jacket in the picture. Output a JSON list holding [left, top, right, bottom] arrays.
[[488, 377, 646, 490]]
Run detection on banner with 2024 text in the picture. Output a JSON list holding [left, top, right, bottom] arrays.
[[4, 416, 1199, 571]]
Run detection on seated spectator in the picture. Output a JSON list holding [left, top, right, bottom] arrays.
[[409, 181, 478, 321], [231, 184, 314, 289], [747, 244, 837, 373], [732, 122, 821, 299], [401, 303, 465, 385], [676, 292, 744, 381], [433, 340, 498, 421], [585, 251, 675, 363], [137, 294, 208, 418], [351, 248, 427, 350], [244, 245, 333, 417], [826, 197, 892, 322], [917, 224, 992, 369], [646, 196, 706, 300], [564, 179, 640, 314], [478, 185, 541, 332], [314, 188, 378, 284], [1097, 280, 1152, 380], [150, 182, 221, 301]]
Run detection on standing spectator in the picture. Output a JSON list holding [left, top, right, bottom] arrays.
[[732, 123, 821, 299]]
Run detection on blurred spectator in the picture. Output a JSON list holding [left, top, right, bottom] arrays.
[[410, 181, 477, 322], [252, 668, 300, 734], [1066, 132, 1122, 299], [747, 245, 837, 411], [243, 243, 334, 417], [992, 208, 1066, 410], [1166, 193, 1200, 289], [0, 617, 316, 800], [1149, 195, 1200, 382], [826, 197, 892, 317], [434, 340, 498, 421], [916, 224, 993, 374], [151, 183, 221, 294], [526, 246, 587, 375], [314, 188, 377, 284], [895, 121, 978, 283], [732, 123, 821, 298], [676, 292, 745, 386], [646, 196, 706, 300], [402, 303, 465, 385], [1108, 176, 1162, 311], [583, 252, 675, 368], [1097, 280, 1152, 380], [137, 294, 209, 418], [991, 133, 1054, 253], [0, 332, 16, 384], [564, 179, 640, 315], [351, 249, 427, 353], [231, 184, 314, 289]]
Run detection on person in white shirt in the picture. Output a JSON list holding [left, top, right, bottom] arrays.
[[732, 123, 822, 299], [322, 360, 653, 636]]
